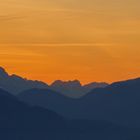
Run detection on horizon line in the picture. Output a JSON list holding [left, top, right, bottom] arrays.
[[0, 66, 140, 86]]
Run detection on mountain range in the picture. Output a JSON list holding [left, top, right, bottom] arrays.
[[18, 77, 140, 127], [0, 67, 108, 97], [0, 66, 140, 139], [0, 87, 140, 140]]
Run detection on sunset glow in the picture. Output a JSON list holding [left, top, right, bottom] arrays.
[[0, 0, 140, 84]]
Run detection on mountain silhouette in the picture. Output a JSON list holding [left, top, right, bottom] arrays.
[[0, 67, 140, 139], [0, 67, 108, 97], [0, 88, 64, 129], [18, 77, 140, 127], [50, 80, 108, 98], [1, 88, 140, 140], [0, 88, 69, 140], [0, 67, 49, 94], [82, 77, 140, 125]]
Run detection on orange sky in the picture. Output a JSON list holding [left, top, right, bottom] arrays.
[[0, 0, 140, 84]]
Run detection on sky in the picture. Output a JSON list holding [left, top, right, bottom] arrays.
[[0, 0, 140, 84]]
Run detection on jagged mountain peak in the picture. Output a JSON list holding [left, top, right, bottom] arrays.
[[0, 67, 49, 95], [0, 67, 9, 78], [51, 80, 82, 87]]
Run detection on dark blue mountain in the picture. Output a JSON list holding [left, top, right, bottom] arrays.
[[1, 88, 140, 140], [18, 88, 71, 110], [0, 88, 65, 128], [18, 78, 140, 127], [81, 77, 140, 126], [0, 88, 69, 139]]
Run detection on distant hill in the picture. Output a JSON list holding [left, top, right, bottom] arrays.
[[18, 77, 140, 127], [0, 67, 49, 94], [50, 80, 108, 98]]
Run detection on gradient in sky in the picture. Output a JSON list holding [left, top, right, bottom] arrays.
[[0, 0, 140, 84]]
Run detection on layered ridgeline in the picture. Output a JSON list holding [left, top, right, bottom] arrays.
[[1, 88, 139, 140], [0, 67, 140, 139], [18, 77, 140, 127], [0, 67, 108, 97], [0, 88, 66, 140], [50, 80, 108, 97], [1, 67, 140, 127]]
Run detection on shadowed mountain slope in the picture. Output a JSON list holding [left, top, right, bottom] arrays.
[[0, 88, 64, 129], [0, 88, 68, 140]]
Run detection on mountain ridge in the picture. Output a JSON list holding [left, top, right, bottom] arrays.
[[1, 88, 138, 140], [18, 77, 140, 127], [50, 79, 108, 98], [0, 67, 108, 97]]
